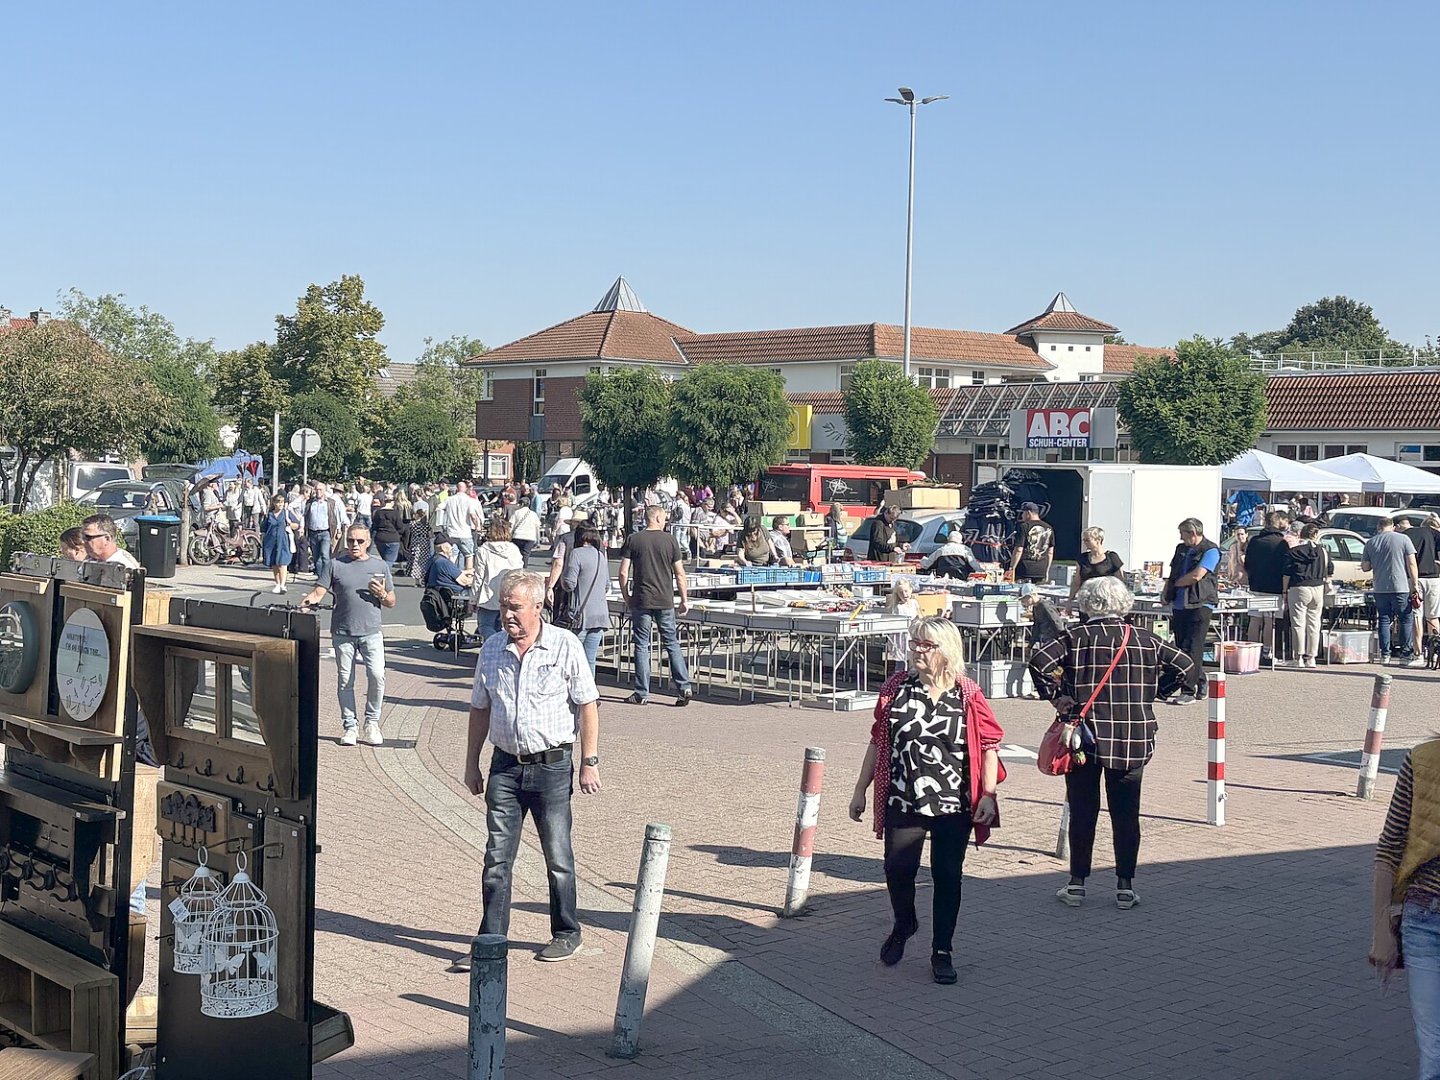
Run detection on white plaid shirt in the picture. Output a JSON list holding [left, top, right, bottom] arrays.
[[470, 623, 599, 756]]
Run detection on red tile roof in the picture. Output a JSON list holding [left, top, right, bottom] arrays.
[[1102, 344, 1173, 373], [871, 325, 1050, 369], [679, 324, 1053, 370], [789, 387, 962, 417], [1006, 309, 1119, 335], [473, 310, 694, 365], [1264, 371, 1440, 431]]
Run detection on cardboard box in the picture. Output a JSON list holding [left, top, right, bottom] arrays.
[[749, 501, 802, 517], [892, 486, 963, 510], [915, 592, 951, 617]]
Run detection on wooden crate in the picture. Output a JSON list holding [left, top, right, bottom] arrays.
[[0, 1048, 96, 1080], [0, 923, 118, 1080]]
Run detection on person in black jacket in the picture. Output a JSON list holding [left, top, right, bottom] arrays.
[[867, 506, 908, 562], [1161, 518, 1220, 704], [1281, 524, 1331, 667], [1244, 510, 1292, 659]]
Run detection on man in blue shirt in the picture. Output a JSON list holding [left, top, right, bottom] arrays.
[[426, 533, 474, 638], [1162, 517, 1220, 705]]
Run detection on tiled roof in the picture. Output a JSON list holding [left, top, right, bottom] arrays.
[[872, 326, 1051, 369], [1264, 371, 1440, 431], [789, 387, 961, 417], [376, 362, 421, 398], [472, 310, 694, 366], [679, 324, 1052, 370], [1005, 292, 1118, 337], [1102, 344, 1173, 373]]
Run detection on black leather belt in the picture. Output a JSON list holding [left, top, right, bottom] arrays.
[[512, 743, 572, 765]]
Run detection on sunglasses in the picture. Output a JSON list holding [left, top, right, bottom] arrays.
[[346, 538, 368, 546], [81, 533, 107, 542]]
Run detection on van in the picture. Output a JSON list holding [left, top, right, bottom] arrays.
[[534, 458, 600, 515], [756, 464, 924, 518], [68, 460, 135, 501]]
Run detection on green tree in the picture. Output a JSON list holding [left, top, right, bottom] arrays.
[[213, 342, 289, 456], [272, 275, 388, 407], [285, 391, 367, 478], [513, 441, 545, 483], [843, 359, 939, 468], [1232, 295, 1408, 363], [377, 399, 465, 483], [145, 358, 223, 462], [579, 368, 672, 529], [0, 323, 168, 509], [1117, 337, 1267, 466], [396, 335, 490, 435], [665, 363, 791, 488]]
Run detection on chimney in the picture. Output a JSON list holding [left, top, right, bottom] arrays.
[[29, 309, 51, 325]]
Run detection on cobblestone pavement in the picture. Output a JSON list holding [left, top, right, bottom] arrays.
[[270, 614, 1426, 1080]]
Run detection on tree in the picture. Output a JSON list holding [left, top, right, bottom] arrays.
[[665, 364, 792, 488], [0, 322, 167, 509], [579, 368, 672, 530], [396, 335, 490, 435], [145, 358, 223, 463], [272, 275, 388, 407], [213, 342, 289, 456], [284, 391, 367, 478], [513, 442, 545, 483], [843, 360, 938, 468], [1232, 295, 1407, 362], [1117, 337, 1267, 466], [377, 399, 465, 483]]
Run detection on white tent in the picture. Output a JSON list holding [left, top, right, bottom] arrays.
[[1221, 449, 1363, 493], [1312, 452, 1440, 494]]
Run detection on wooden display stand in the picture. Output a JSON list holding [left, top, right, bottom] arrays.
[[0, 923, 118, 1080]]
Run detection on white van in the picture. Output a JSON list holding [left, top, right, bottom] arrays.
[[534, 458, 600, 516], [68, 460, 135, 501]]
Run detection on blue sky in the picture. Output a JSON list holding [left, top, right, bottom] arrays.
[[3, 1, 1435, 359]]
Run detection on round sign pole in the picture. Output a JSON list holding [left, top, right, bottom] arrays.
[[290, 428, 321, 489]]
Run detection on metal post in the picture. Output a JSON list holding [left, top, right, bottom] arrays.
[[467, 933, 508, 1080], [1207, 669, 1226, 826], [610, 823, 673, 1060], [902, 101, 916, 381], [272, 410, 280, 494], [1055, 801, 1070, 859], [178, 481, 191, 566], [301, 431, 310, 490], [782, 747, 826, 918], [1357, 673, 1392, 800]]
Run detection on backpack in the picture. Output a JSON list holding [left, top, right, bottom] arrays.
[[419, 587, 453, 633]]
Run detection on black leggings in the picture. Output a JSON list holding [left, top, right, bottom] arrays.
[[883, 810, 973, 954], [1065, 757, 1144, 880]]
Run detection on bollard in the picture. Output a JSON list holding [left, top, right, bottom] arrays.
[[781, 747, 826, 918], [1055, 801, 1070, 860], [1357, 673, 1392, 800], [610, 823, 673, 1059], [1207, 669, 1226, 827], [467, 933, 508, 1080]]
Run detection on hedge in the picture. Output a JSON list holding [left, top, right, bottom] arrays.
[[0, 502, 108, 566]]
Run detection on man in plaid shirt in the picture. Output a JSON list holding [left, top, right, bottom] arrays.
[[1028, 576, 1193, 910]]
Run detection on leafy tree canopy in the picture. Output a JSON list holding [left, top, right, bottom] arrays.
[[144, 358, 223, 463], [0, 322, 167, 509], [284, 391, 368, 479], [272, 275, 388, 408], [394, 334, 489, 436], [1117, 336, 1267, 466], [665, 364, 792, 488], [213, 342, 289, 457], [377, 399, 466, 484], [579, 368, 673, 493], [843, 360, 938, 469], [1231, 295, 1407, 362]]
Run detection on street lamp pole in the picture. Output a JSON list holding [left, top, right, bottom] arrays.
[[886, 87, 948, 381]]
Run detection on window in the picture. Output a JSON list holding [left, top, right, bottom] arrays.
[[1323, 444, 1346, 459], [839, 363, 857, 391], [1298, 445, 1319, 461], [1067, 345, 1075, 352], [1049, 345, 1057, 351], [589, 365, 602, 376], [1085, 345, 1091, 352], [971, 370, 985, 385], [478, 369, 493, 401], [1079, 374, 1098, 383], [770, 367, 783, 376], [1348, 444, 1367, 455], [1276, 445, 1297, 460], [915, 366, 952, 389], [572, 474, 591, 496], [532, 369, 546, 416]]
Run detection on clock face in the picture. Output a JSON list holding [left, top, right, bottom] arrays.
[[0, 601, 38, 695], [56, 607, 111, 723]]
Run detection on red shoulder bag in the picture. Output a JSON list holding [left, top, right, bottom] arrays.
[[1037, 625, 1130, 776]]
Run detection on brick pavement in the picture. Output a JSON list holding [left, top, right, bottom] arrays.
[[300, 625, 1421, 1079]]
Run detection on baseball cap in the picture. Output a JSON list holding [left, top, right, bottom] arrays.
[[1020, 501, 1040, 513], [432, 533, 452, 546]]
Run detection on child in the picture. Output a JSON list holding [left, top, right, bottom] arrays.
[[883, 578, 919, 675]]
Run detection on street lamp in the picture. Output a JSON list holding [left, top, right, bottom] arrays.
[[885, 86, 948, 381]]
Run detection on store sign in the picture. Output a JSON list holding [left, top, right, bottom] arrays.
[[1025, 408, 1091, 448]]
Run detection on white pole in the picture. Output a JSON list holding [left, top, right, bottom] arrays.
[[902, 102, 916, 381], [272, 411, 280, 493], [1207, 669, 1226, 826], [467, 933, 507, 1080], [1055, 801, 1070, 859], [782, 747, 826, 918], [610, 823, 672, 1059], [1357, 673, 1392, 800]]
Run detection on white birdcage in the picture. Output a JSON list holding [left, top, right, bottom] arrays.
[[199, 852, 280, 1019], [172, 846, 223, 975]]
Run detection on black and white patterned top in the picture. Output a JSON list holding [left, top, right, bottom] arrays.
[[887, 677, 971, 817]]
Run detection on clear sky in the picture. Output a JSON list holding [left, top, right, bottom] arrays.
[[4, 1, 1435, 360]]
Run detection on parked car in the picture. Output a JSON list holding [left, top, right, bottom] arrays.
[[845, 509, 968, 562], [1326, 507, 1432, 538], [1220, 526, 1370, 584], [78, 479, 186, 542], [67, 460, 134, 501]]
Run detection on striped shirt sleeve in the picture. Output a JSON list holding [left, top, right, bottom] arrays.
[[1376, 754, 1414, 871]]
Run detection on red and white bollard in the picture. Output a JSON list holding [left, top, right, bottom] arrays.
[[1207, 669, 1226, 827], [1357, 673, 1392, 800], [782, 747, 825, 918], [1055, 801, 1070, 860]]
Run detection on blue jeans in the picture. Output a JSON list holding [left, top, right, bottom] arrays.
[[1377, 591, 1416, 658], [579, 627, 605, 676], [333, 631, 385, 731], [479, 608, 502, 638], [631, 607, 690, 699], [309, 530, 332, 579], [377, 541, 400, 566], [1403, 899, 1440, 1079], [480, 749, 580, 940]]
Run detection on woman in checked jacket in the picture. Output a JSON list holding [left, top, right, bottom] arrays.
[[1029, 576, 1193, 911]]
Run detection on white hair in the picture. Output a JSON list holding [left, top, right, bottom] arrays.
[[499, 569, 546, 604], [1075, 576, 1134, 618]]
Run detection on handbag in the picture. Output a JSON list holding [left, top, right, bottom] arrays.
[[556, 551, 603, 632], [1037, 624, 1131, 776]]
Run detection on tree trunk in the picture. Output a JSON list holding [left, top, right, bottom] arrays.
[[13, 453, 36, 513]]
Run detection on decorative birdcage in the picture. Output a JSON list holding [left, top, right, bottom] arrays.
[[199, 852, 279, 1019], [172, 845, 223, 975]]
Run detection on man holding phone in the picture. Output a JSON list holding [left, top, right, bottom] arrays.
[[299, 524, 396, 746]]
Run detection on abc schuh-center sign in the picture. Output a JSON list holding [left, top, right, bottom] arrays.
[[1007, 407, 1119, 450]]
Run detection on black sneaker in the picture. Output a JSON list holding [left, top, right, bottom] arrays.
[[672, 688, 694, 708], [537, 935, 582, 962], [1171, 693, 1197, 706], [931, 951, 957, 985], [625, 692, 647, 705], [879, 919, 917, 966]]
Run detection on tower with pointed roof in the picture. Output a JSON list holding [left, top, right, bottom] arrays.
[[1005, 292, 1118, 381]]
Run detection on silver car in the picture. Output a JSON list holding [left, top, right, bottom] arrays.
[[845, 509, 969, 562]]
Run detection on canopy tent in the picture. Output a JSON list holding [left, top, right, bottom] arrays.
[[192, 451, 265, 483], [1312, 452, 1440, 494], [1221, 449, 1363, 493]]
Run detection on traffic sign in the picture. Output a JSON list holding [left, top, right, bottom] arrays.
[[290, 428, 322, 459]]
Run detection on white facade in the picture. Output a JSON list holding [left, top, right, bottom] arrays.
[[1026, 331, 1107, 382], [1256, 431, 1436, 462]]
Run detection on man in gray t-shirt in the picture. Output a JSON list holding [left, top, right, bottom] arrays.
[[1363, 517, 1421, 663], [300, 525, 397, 745]]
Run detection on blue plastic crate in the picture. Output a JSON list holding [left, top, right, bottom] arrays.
[[853, 568, 890, 584], [801, 570, 823, 584]]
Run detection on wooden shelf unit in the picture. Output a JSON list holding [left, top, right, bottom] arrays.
[[0, 923, 117, 1080]]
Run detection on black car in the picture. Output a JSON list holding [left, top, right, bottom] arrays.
[[79, 479, 186, 540]]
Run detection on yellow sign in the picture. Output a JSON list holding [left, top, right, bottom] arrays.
[[787, 404, 813, 451]]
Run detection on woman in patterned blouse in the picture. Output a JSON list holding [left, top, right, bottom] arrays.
[[849, 617, 1004, 985]]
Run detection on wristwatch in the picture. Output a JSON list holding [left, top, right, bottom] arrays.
[[582, 755, 600, 767]]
